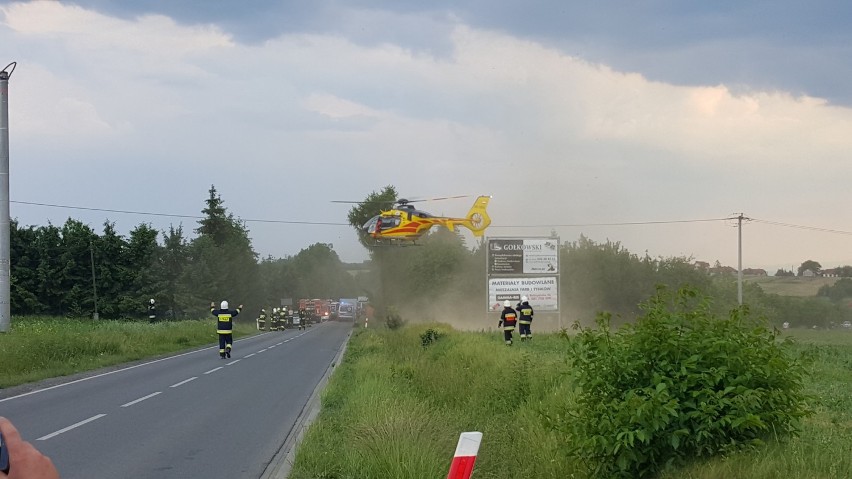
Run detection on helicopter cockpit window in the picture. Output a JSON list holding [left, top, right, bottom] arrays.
[[363, 216, 379, 234], [381, 216, 401, 229]]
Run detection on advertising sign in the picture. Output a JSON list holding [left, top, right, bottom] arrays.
[[487, 277, 558, 311], [488, 238, 559, 274]]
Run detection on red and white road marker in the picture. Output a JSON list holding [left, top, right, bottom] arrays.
[[446, 431, 483, 479]]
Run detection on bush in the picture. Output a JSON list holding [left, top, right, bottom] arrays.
[[384, 306, 405, 330], [559, 286, 809, 478], [419, 328, 442, 348]]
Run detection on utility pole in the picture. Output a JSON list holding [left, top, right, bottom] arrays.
[[0, 62, 16, 333], [737, 213, 744, 305], [90, 240, 99, 320]]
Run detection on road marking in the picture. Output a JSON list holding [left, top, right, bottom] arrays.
[[276, 342, 283, 346], [121, 392, 162, 408], [37, 414, 107, 441], [204, 367, 224, 375], [268, 345, 277, 348], [258, 349, 267, 353], [245, 353, 256, 358], [226, 359, 240, 365], [170, 377, 198, 388]]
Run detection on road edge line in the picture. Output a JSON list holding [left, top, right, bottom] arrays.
[[261, 328, 353, 479]]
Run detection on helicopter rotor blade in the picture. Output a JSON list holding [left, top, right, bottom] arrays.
[[331, 194, 472, 204]]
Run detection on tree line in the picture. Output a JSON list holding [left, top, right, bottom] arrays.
[[12, 184, 851, 329], [10, 186, 362, 320]]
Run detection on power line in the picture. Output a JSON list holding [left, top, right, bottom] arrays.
[[13, 200, 852, 236], [750, 218, 852, 236], [10, 200, 349, 226], [490, 217, 734, 228]]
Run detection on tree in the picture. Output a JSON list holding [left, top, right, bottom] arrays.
[[345, 185, 398, 312], [798, 260, 822, 276], [836, 265, 852, 278], [181, 186, 260, 316], [346, 185, 398, 250]]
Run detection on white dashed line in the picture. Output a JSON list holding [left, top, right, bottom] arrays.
[[170, 377, 198, 388], [226, 359, 240, 365], [121, 392, 162, 408], [204, 367, 224, 375], [245, 353, 256, 358], [37, 414, 107, 441], [258, 349, 267, 353]]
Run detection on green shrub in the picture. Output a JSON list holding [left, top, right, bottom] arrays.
[[385, 306, 405, 330], [558, 286, 809, 478], [419, 328, 441, 348]]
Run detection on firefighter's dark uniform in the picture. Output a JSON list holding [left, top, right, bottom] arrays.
[[271, 309, 279, 331], [280, 307, 289, 329], [257, 309, 267, 331], [148, 302, 157, 323], [517, 301, 534, 341], [499, 305, 518, 346], [211, 303, 241, 358], [298, 308, 307, 330]]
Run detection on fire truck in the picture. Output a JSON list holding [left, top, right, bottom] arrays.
[[298, 299, 332, 324]]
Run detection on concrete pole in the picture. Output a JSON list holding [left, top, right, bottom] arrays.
[[737, 214, 743, 305], [0, 63, 15, 333]]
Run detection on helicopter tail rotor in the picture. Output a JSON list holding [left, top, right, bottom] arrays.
[[458, 196, 492, 236]]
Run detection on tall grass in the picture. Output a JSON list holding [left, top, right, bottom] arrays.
[[289, 325, 579, 479], [0, 316, 257, 388], [290, 325, 852, 479]]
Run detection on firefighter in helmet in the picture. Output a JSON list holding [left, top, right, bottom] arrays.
[[516, 296, 534, 341], [298, 306, 307, 330], [211, 300, 241, 358], [498, 300, 517, 346], [257, 308, 267, 331], [148, 298, 157, 323], [271, 307, 280, 331]]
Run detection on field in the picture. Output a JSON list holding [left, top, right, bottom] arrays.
[[744, 276, 838, 297], [289, 324, 852, 479]]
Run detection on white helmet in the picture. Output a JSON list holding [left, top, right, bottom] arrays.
[[521, 296, 528, 302], [221, 300, 229, 310], [150, 298, 155, 304], [503, 300, 511, 307]]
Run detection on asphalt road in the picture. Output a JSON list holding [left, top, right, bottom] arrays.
[[0, 320, 353, 479]]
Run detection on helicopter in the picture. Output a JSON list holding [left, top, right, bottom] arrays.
[[359, 195, 492, 245]]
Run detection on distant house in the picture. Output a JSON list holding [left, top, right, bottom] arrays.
[[802, 269, 817, 277], [709, 266, 737, 275], [821, 268, 839, 277], [694, 261, 710, 270], [742, 268, 767, 276]]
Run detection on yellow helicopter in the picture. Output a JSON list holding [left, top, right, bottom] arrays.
[[360, 195, 492, 244]]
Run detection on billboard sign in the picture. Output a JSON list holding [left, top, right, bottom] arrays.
[[488, 238, 559, 274], [487, 276, 558, 311]]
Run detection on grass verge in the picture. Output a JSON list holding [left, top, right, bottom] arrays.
[[0, 316, 258, 389], [290, 325, 852, 479]]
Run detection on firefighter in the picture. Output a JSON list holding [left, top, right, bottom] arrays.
[[271, 307, 279, 331], [211, 300, 241, 358], [280, 306, 289, 329], [257, 308, 267, 331], [498, 300, 517, 346], [147, 298, 157, 323], [298, 307, 307, 330], [517, 296, 534, 341]]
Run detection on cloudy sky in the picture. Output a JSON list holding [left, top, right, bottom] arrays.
[[3, 0, 852, 273]]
